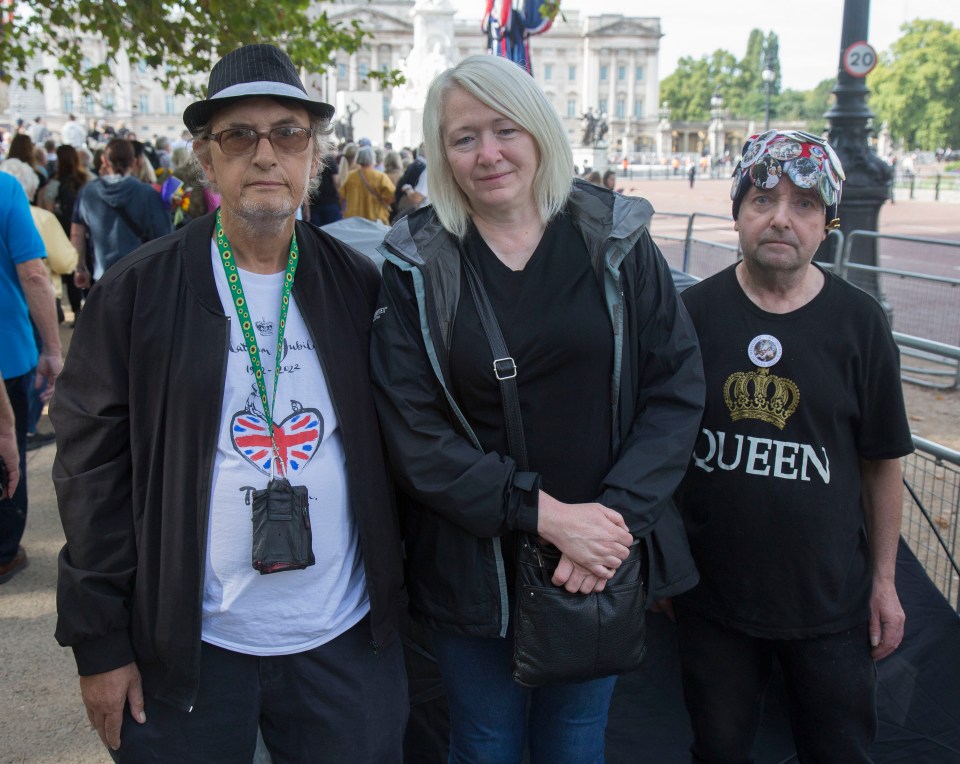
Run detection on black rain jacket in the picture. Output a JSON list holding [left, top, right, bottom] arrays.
[[370, 180, 705, 637]]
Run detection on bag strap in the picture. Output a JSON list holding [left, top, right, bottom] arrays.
[[357, 168, 392, 212], [110, 202, 149, 243], [459, 251, 529, 472]]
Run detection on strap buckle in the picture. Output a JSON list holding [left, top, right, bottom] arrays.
[[493, 357, 517, 381]]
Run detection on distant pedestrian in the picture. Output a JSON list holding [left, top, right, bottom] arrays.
[[27, 116, 49, 145], [60, 114, 87, 149], [70, 138, 171, 287], [308, 153, 342, 227], [688, 164, 696, 188], [340, 146, 395, 224]]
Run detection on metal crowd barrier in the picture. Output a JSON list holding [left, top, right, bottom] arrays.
[[834, 232, 960, 390], [903, 437, 960, 613], [652, 216, 960, 389]]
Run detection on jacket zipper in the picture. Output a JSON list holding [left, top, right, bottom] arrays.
[[186, 313, 231, 712], [299, 300, 383, 655], [388, 251, 511, 637]]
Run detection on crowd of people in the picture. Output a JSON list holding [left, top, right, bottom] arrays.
[[0, 42, 913, 764]]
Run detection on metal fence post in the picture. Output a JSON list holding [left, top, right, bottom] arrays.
[[682, 214, 696, 273]]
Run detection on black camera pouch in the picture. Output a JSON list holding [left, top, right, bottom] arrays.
[[251, 478, 314, 574]]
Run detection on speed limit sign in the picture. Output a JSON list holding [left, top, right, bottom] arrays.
[[843, 41, 878, 77]]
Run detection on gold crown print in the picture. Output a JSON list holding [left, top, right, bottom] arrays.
[[723, 367, 799, 430]]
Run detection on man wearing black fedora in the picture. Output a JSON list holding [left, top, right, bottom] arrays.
[[52, 44, 408, 762]]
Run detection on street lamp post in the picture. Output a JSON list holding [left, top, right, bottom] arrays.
[[761, 65, 775, 130], [709, 88, 724, 176], [815, 0, 891, 311], [657, 102, 672, 161]]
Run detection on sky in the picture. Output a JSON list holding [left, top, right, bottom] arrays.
[[451, 0, 960, 92]]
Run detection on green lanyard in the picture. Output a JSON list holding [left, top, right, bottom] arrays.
[[215, 209, 300, 467]]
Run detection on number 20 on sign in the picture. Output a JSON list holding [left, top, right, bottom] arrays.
[[843, 41, 878, 78]]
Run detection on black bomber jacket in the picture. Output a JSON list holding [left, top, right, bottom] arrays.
[[52, 213, 403, 711]]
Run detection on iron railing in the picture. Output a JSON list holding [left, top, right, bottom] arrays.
[[834, 232, 960, 390], [903, 437, 960, 613]]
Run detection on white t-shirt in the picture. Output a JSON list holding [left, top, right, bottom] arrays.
[[202, 241, 369, 655]]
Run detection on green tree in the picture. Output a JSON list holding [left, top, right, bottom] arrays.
[[776, 79, 833, 130], [0, 0, 403, 96], [868, 19, 960, 150], [658, 29, 785, 123], [659, 50, 738, 122]]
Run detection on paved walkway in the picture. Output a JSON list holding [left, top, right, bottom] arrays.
[[3, 192, 958, 763]]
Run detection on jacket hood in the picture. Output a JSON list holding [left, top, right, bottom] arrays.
[[92, 174, 146, 207]]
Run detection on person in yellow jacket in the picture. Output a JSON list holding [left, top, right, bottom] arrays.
[[339, 146, 395, 225]]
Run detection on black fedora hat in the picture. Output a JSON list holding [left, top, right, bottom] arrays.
[[183, 44, 334, 134]]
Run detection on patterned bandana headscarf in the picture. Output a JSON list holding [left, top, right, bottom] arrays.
[[731, 129, 845, 229]]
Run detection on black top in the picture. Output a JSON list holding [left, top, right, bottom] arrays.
[[676, 264, 913, 638], [311, 154, 340, 206], [450, 212, 613, 504]]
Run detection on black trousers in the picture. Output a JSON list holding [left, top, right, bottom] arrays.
[[0, 373, 29, 564], [677, 606, 877, 764], [111, 616, 408, 764]]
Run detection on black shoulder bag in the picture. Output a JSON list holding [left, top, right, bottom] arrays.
[[460, 252, 647, 688]]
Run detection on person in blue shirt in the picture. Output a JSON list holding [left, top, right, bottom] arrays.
[[0, 170, 62, 583]]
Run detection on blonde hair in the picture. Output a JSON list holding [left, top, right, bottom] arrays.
[[423, 54, 573, 239]]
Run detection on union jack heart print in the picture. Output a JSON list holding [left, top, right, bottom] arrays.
[[231, 400, 323, 478]]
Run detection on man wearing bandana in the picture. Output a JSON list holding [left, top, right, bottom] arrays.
[[51, 45, 407, 762], [673, 130, 913, 762]]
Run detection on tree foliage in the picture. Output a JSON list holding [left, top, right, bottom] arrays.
[[868, 19, 960, 150], [777, 78, 834, 133], [0, 0, 403, 96], [657, 28, 841, 135], [658, 29, 783, 123]]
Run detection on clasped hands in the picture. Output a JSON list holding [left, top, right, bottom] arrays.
[[536, 491, 634, 594]]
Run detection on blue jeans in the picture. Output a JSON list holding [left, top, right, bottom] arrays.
[[431, 628, 617, 764]]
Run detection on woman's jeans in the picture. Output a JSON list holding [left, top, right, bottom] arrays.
[[431, 628, 617, 764]]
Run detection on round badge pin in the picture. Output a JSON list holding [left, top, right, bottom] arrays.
[[730, 171, 744, 201], [786, 156, 819, 189], [741, 137, 766, 168], [819, 172, 837, 206], [750, 156, 782, 189], [823, 142, 845, 180], [748, 334, 783, 368], [823, 160, 840, 190], [754, 129, 777, 145], [767, 139, 802, 161]]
